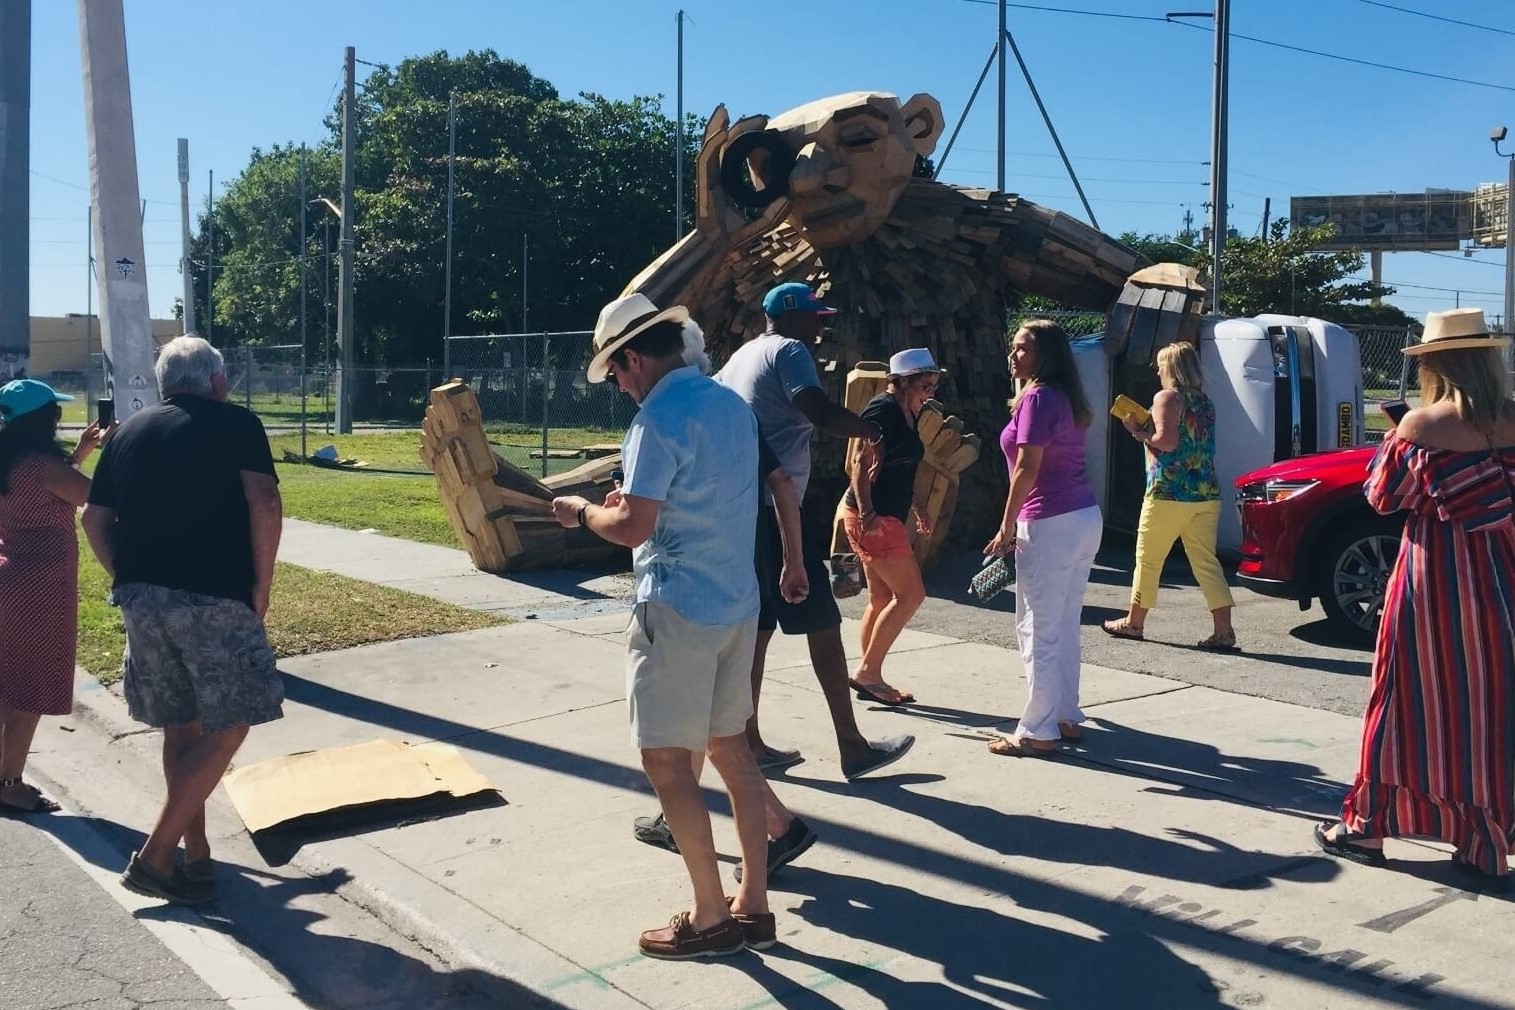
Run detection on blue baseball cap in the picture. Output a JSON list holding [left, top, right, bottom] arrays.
[[762, 282, 837, 317], [0, 379, 72, 423]]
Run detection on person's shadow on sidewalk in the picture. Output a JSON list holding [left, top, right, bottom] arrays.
[[794, 771, 1341, 892], [754, 866, 1227, 1009], [39, 813, 563, 1010]]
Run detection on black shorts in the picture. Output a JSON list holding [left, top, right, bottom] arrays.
[[755, 506, 842, 635]]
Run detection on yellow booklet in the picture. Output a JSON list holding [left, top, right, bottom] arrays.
[[1110, 394, 1152, 426]]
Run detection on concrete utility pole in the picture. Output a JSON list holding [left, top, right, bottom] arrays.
[[0, 0, 31, 378], [78, 0, 157, 420], [997, 0, 1007, 192], [1208, 0, 1231, 314], [336, 45, 356, 433], [177, 138, 195, 334], [674, 9, 685, 239], [299, 143, 308, 457]]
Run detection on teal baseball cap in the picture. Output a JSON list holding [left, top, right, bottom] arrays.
[[762, 282, 837, 317], [0, 379, 73, 423]]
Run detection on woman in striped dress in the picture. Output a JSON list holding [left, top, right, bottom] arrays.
[[1314, 308, 1515, 892], [0, 380, 103, 815]]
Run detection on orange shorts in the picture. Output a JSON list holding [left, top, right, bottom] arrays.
[[843, 508, 915, 563]]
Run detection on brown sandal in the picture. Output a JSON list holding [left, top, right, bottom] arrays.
[[988, 736, 1056, 758], [1197, 632, 1239, 652], [1058, 721, 1083, 741], [0, 778, 61, 815], [1101, 619, 1145, 641]]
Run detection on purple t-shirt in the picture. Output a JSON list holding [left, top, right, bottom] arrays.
[[1001, 385, 1096, 522]]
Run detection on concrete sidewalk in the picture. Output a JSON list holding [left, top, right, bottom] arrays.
[[47, 522, 1515, 1008]]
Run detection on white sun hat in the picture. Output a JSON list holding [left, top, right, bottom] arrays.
[[587, 293, 691, 383], [887, 348, 943, 377]]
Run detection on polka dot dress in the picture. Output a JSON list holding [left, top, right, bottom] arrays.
[[0, 452, 79, 716]]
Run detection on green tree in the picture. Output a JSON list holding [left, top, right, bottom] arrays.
[[189, 49, 701, 375]]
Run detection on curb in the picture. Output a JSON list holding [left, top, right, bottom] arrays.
[[65, 670, 649, 1010]]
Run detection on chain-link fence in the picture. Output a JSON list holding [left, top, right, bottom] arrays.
[[1006, 308, 1108, 340], [445, 331, 632, 476]]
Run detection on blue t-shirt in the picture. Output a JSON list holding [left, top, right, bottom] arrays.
[[715, 334, 823, 499], [621, 366, 760, 626]]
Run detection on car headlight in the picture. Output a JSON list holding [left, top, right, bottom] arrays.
[[1238, 478, 1319, 503]]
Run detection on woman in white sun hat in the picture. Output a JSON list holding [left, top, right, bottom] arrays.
[[1316, 308, 1515, 893], [840, 348, 941, 706]]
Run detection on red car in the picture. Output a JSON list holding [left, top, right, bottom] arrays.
[[1235, 445, 1404, 643]]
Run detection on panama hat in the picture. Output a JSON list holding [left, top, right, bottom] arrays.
[[587, 294, 691, 383], [888, 348, 943, 377], [1403, 308, 1510, 356]]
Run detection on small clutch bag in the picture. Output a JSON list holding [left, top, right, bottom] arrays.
[[968, 552, 1015, 603]]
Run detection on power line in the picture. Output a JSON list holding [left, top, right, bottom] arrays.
[[952, 0, 1166, 22], [1170, 19, 1515, 93], [1417, 250, 1508, 267], [952, 147, 1204, 166], [1348, 0, 1515, 37], [947, 165, 1205, 185]]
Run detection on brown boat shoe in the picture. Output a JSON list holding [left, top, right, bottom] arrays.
[[638, 911, 746, 960], [726, 896, 777, 950]]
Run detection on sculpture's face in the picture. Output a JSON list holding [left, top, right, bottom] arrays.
[[759, 92, 943, 249]]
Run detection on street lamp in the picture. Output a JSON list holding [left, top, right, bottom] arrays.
[[1493, 126, 1514, 368]]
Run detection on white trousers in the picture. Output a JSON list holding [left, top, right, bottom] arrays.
[[1013, 504, 1102, 741]]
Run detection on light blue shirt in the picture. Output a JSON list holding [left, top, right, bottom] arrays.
[[715, 334, 822, 498], [621, 366, 759, 626]]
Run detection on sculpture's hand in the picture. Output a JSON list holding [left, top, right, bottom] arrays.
[[695, 105, 790, 242]]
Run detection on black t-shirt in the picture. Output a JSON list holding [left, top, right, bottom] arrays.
[[845, 393, 924, 522], [88, 395, 278, 604]]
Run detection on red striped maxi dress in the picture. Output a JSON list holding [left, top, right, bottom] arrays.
[[1341, 433, 1515, 875]]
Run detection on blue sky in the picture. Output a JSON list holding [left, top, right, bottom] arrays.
[[25, 0, 1515, 323]]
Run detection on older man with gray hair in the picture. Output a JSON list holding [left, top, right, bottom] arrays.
[[82, 335, 283, 905]]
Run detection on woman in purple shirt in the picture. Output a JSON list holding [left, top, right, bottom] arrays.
[[985, 320, 1102, 757]]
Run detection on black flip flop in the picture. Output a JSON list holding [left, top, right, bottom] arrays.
[[1313, 820, 1386, 867], [849, 679, 914, 706]]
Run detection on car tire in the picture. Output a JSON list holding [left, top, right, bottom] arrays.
[[1315, 517, 1402, 646]]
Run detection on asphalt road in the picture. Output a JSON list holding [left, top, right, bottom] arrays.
[[840, 533, 1375, 719]]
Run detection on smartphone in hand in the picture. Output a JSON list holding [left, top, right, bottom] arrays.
[[96, 397, 115, 427], [1380, 399, 1409, 426]]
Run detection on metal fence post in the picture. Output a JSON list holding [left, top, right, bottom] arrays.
[[540, 330, 550, 478], [244, 345, 252, 411]]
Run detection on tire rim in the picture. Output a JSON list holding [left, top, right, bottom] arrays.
[[1331, 534, 1397, 631]]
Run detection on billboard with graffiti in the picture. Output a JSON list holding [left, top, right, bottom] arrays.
[[1290, 191, 1473, 251]]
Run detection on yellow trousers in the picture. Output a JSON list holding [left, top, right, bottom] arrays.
[[1133, 497, 1234, 611]]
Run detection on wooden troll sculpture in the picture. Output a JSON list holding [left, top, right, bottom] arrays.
[[623, 91, 1142, 544]]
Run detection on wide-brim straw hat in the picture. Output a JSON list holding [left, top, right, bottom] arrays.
[[1403, 307, 1511, 356], [587, 293, 691, 383]]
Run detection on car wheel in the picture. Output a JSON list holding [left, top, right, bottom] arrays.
[[1316, 519, 1402, 644]]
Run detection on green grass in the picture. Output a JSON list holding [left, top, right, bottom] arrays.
[[78, 551, 506, 685], [265, 430, 624, 546]]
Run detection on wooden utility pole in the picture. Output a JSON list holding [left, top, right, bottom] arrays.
[[336, 45, 356, 433]]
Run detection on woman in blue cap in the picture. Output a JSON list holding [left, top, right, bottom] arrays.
[[0, 379, 105, 814]]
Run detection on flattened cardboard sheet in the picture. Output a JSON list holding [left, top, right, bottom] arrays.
[[223, 738, 496, 835]]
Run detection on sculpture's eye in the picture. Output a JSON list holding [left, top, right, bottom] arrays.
[[842, 132, 881, 150]]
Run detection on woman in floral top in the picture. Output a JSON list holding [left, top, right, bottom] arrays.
[[1103, 342, 1237, 650]]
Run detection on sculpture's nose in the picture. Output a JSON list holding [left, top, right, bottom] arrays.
[[789, 143, 847, 195]]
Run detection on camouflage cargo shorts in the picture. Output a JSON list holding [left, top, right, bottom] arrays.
[[113, 582, 284, 735]]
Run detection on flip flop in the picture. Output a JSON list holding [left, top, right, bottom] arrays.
[[987, 735, 1056, 759], [849, 679, 915, 706], [1101, 620, 1145, 641], [1313, 820, 1386, 867]]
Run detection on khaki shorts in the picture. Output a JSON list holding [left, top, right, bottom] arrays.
[[626, 601, 757, 751]]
